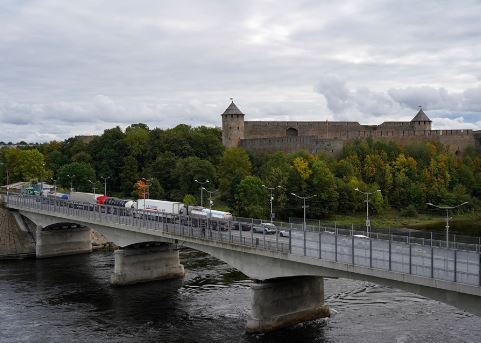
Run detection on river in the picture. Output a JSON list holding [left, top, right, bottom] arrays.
[[1, 250, 480, 343]]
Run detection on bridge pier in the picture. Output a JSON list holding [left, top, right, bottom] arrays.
[[246, 276, 330, 333], [110, 243, 185, 286], [36, 224, 92, 258]]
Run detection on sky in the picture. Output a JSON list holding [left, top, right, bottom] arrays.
[[1, 0, 481, 142]]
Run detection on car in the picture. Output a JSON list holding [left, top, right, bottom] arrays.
[[253, 223, 277, 234], [353, 234, 369, 239], [231, 222, 251, 231], [278, 229, 289, 237]]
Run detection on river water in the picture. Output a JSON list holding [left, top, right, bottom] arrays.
[[1, 250, 480, 343]]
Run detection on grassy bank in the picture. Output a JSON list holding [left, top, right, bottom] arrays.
[[328, 210, 481, 237]]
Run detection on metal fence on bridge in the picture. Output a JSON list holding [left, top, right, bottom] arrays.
[[6, 194, 481, 288]]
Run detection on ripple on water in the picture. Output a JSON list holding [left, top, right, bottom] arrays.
[[1, 250, 481, 343]]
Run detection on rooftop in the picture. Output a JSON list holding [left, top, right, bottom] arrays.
[[222, 100, 244, 116], [411, 108, 432, 122]]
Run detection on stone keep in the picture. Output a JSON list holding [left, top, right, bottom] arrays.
[[221, 101, 245, 148]]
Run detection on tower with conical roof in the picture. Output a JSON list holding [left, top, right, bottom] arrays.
[[221, 99, 245, 148], [411, 107, 432, 131]]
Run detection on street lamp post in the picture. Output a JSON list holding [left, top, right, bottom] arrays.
[[355, 188, 381, 236], [426, 202, 469, 248], [100, 176, 110, 196], [262, 184, 281, 223], [52, 179, 57, 194], [141, 178, 153, 209], [194, 179, 210, 207], [67, 174, 75, 192], [88, 179, 96, 197], [202, 187, 217, 217], [291, 193, 317, 231]]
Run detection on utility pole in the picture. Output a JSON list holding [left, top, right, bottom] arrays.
[[426, 202, 468, 247], [67, 174, 75, 192], [100, 176, 110, 196], [262, 184, 281, 223], [355, 188, 381, 236], [194, 179, 209, 207], [291, 193, 317, 231], [202, 187, 217, 217]]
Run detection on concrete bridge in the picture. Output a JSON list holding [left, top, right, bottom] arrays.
[[4, 194, 481, 332]]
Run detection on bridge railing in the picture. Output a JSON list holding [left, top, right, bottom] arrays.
[[6, 194, 481, 288]]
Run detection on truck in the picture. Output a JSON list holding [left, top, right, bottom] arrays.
[[69, 191, 103, 204], [136, 199, 185, 215]]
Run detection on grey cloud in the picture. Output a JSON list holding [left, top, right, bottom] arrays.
[[1, 0, 481, 142]]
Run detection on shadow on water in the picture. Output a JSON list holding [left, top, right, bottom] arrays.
[[244, 320, 328, 343], [2, 249, 481, 342]]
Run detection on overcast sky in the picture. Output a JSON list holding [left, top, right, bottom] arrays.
[[1, 0, 481, 142]]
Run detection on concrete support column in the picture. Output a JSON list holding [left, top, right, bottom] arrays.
[[36, 225, 92, 258], [111, 243, 185, 286], [246, 276, 330, 333]]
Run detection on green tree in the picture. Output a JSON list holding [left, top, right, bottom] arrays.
[[183, 194, 197, 206], [149, 178, 165, 199], [120, 155, 139, 195], [218, 148, 252, 202], [3, 148, 51, 182], [174, 157, 217, 199], [234, 176, 268, 218], [307, 159, 338, 217], [58, 162, 95, 192]]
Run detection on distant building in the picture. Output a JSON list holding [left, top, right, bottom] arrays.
[[221, 101, 481, 155]]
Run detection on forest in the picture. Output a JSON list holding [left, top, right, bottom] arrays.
[[1, 123, 480, 222]]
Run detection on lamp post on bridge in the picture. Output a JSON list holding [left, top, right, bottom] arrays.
[[202, 187, 217, 218], [262, 184, 282, 223], [141, 178, 153, 209], [194, 179, 209, 207], [67, 174, 75, 192], [51, 178, 57, 194], [355, 188, 381, 237], [291, 193, 316, 231], [426, 201, 469, 248], [88, 179, 97, 197], [100, 176, 110, 196]]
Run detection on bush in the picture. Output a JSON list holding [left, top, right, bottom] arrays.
[[400, 205, 417, 217]]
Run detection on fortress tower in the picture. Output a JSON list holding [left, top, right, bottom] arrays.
[[411, 107, 432, 131], [221, 100, 245, 148]]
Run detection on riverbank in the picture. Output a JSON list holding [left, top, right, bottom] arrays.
[[330, 210, 481, 236], [0, 206, 35, 259], [0, 206, 115, 259]]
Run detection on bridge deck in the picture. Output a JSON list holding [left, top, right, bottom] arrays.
[[5, 194, 481, 296]]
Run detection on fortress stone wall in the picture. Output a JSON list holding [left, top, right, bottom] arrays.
[[221, 101, 480, 155]]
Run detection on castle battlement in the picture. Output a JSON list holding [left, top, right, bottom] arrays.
[[221, 101, 479, 155]]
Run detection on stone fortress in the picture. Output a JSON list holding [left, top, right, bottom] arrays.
[[221, 101, 481, 155]]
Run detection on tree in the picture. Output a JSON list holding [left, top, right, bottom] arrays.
[[3, 148, 51, 182], [149, 178, 165, 199], [175, 157, 217, 198], [218, 148, 252, 202], [183, 194, 197, 206], [58, 162, 95, 192], [120, 155, 139, 195], [307, 159, 338, 217], [234, 176, 268, 218]]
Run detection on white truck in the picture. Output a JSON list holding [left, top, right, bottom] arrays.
[[69, 191, 103, 204], [136, 199, 185, 215]]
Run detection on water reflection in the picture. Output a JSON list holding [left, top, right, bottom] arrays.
[[0, 249, 480, 343]]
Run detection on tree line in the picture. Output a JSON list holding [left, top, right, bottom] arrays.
[[1, 123, 480, 220]]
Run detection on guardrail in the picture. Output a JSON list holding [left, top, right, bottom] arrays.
[[6, 194, 481, 288]]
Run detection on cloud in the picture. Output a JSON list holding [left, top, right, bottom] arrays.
[[1, 0, 481, 141], [315, 77, 481, 129]]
